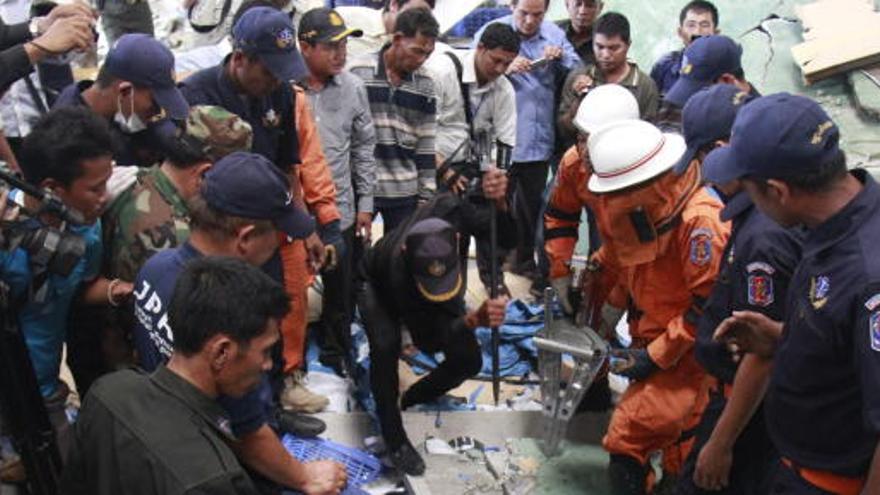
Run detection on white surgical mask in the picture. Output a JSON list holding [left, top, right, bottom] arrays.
[[114, 91, 148, 134]]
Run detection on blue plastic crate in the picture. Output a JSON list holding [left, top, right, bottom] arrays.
[[282, 435, 382, 490]]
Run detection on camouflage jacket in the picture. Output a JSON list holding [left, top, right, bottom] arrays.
[[103, 167, 191, 282]]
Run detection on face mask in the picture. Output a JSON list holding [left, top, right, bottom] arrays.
[[114, 91, 147, 134]]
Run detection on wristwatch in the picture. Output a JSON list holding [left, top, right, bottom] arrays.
[[28, 16, 44, 38]]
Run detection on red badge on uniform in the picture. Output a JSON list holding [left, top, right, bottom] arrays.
[[747, 262, 775, 307], [748, 274, 773, 307], [689, 228, 713, 266]]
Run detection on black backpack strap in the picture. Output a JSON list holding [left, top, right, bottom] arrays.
[[279, 83, 301, 170], [444, 51, 473, 132], [188, 0, 233, 34]]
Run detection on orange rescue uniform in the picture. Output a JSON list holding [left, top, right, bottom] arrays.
[[594, 165, 728, 475], [544, 146, 603, 279]]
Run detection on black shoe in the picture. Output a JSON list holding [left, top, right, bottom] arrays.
[[529, 278, 548, 299], [608, 454, 647, 495], [319, 354, 352, 379], [389, 441, 425, 476], [275, 409, 326, 438]]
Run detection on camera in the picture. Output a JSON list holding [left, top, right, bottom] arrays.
[[1, 169, 86, 278]]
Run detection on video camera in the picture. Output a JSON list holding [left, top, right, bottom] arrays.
[[459, 131, 513, 199], [0, 168, 86, 278]]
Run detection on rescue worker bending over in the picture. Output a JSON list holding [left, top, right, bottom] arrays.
[[357, 168, 511, 476], [545, 83, 640, 314], [586, 119, 729, 493]]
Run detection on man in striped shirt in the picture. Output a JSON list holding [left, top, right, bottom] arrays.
[[350, 7, 438, 234]]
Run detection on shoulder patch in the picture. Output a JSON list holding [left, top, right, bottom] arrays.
[[746, 261, 775, 275], [871, 311, 880, 352], [865, 294, 880, 311], [748, 272, 774, 307], [689, 228, 713, 266]]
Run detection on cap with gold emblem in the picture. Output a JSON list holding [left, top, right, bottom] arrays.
[[232, 6, 308, 82], [404, 218, 462, 303], [298, 7, 364, 45], [665, 35, 743, 108], [702, 93, 840, 185]]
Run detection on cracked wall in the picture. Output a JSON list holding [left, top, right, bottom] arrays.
[[547, 0, 880, 165]]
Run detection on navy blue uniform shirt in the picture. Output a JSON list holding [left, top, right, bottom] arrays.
[[651, 50, 683, 96], [696, 192, 803, 383], [766, 169, 880, 476], [179, 59, 301, 170], [132, 242, 269, 437]]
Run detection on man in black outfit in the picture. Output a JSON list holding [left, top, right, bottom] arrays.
[[358, 168, 512, 476]]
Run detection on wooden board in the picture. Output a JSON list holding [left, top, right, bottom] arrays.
[[791, 0, 880, 84]]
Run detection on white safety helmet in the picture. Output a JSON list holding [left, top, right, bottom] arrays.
[[587, 119, 687, 193], [573, 84, 640, 135]]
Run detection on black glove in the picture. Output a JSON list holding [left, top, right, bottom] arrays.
[[609, 348, 659, 381]]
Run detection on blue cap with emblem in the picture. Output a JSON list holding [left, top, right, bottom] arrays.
[[702, 93, 840, 185], [674, 83, 755, 175], [665, 35, 743, 108], [104, 33, 189, 120], [201, 151, 315, 239], [232, 6, 308, 82], [405, 218, 462, 303]]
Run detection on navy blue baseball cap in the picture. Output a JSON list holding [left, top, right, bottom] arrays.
[[232, 6, 308, 82], [405, 218, 462, 303], [665, 35, 743, 107], [202, 151, 315, 239], [104, 34, 189, 121], [702, 93, 840, 185], [673, 84, 755, 174]]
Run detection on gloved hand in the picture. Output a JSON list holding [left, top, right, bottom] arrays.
[[609, 348, 659, 381], [550, 275, 574, 315]]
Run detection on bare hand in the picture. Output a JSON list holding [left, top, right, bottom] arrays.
[[476, 296, 509, 328], [481, 167, 508, 201], [0, 189, 20, 222], [693, 437, 733, 491], [112, 280, 134, 300], [33, 15, 94, 54], [443, 169, 468, 195], [572, 74, 595, 94], [507, 56, 532, 74], [305, 232, 325, 273], [356, 212, 372, 244], [323, 244, 338, 272], [543, 45, 563, 61], [298, 460, 348, 495], [713, 310, 783, 361]]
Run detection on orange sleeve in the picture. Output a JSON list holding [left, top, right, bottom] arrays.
[[294, 86, 340, 226], [647, 201, 731, 370], [545, 147, 585, 279]]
